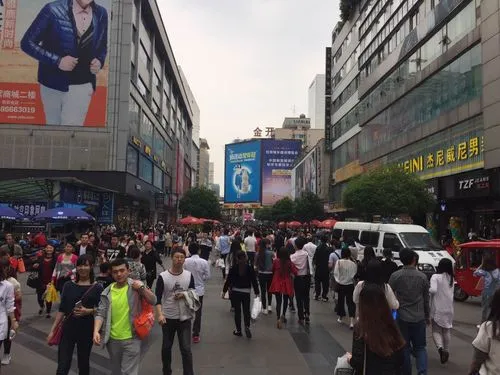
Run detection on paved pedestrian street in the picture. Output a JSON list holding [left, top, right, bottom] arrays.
[[11, 267, 478, 375]]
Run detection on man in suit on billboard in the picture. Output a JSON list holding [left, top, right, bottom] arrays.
[[21, 0, 108, 126]]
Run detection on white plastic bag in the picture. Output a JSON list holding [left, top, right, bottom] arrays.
[[251, 296, 262, 320], [334, 353, 354, 375], [215, 258, 225, 269]]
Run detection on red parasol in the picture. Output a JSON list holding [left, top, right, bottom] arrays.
[[278, 221, 286, 228], [320, 219, 337, 229], [178, 216, 203, 225], [287, 221, 302, 229], [310, 219, 322, 227]]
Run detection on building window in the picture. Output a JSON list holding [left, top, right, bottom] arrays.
[[153, 129, 165, 156], [162, 115, 168, 130], [153, 165, 163, 189], [139, 155, 153, 183], [138, 42, 151, 70], [129, 96, 140, 134], [137, 76, 149, 100], [126, 145, 138, 175], [140, 114, 153, 146]]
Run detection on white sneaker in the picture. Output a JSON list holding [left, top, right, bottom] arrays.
[[1, 354, 11, 365], [337, 317, 343, 324], [267, 306, 272, 312], [262, 309, 268, 315]]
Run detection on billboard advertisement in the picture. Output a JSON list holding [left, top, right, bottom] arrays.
[[0, 0, 110, 126], [261, 139, 301, 206], [293, 149, 317, 199], [224, 141, 261, 203]]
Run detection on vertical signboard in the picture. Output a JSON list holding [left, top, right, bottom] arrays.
[[293, 150, 317, 199], [224, 141, 261, 203], [0, 0, 111, 126], [261, 139, 302, 206]]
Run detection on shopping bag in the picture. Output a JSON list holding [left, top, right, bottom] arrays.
[[45, 282, 60, 303], [334, 353, 354, 375], [17, 258, 26, 273], [134, 297, 154, 340], [27, 272, 41, 289], [251, 296, 262, 320], [216, 258, 225, 269]]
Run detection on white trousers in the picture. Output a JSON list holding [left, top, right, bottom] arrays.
[[40, 83, 93, 126]]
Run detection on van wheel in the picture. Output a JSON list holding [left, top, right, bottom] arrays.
[[454, 285, 468, 302]]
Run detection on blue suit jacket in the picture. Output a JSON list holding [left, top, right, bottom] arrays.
[[21, 0, 108, 92]]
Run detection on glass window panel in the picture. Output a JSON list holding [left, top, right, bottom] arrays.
[[139, 155, 153, 184], [140, 114, 153, 145], [153, 166, 163, 189], [153, 130, 165, 155], [447, 1, 476, 50], [126, 145, 138, 175], [138, 42, 150, 70], [137, 76, 149, 99], [129, 96, 140, 134]]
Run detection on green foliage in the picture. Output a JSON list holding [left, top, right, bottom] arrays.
[[272, 197, 296, 222], [179, 186, 221, 219], [342, 166, 435, 218], [254, 206, 274, 222], [295, 191, 324, 223]]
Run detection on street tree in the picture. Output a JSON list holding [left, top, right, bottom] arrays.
[[179, 186, 221, 219], [254, 206, 274, 222], [342, 166, 435, 218], [272, 197, 296, 222], [295, 191, 324, 222]]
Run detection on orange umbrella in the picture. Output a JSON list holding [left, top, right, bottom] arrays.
[[320, 219, 337, 229], [310, 219, 321, 227], [178, 216, 203, 225], [287, 221, 302, 229], [278, 222, 286, 228]]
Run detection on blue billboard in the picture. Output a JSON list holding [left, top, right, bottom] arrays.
[[261, 139, 302, 206], [224, 141, 261, 203]]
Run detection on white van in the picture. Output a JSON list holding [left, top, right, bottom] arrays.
[[332, 221, 454, 276]]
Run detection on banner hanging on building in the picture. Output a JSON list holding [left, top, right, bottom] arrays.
[[224, 140, 261, 203], [0, 0, 111, 127]]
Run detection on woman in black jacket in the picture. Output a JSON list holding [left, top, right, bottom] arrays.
[[350, 283, 405, 375], [222, 251, 260, 338], [32, 244, 57, 317], [141, 240, 163, 288]]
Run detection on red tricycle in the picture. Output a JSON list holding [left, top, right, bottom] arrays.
[[454, 240, 500, 302]]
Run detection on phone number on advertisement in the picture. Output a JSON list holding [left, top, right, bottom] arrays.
[[0, 106, 36, 113]]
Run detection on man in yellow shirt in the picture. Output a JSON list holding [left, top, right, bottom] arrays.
[[94, 258, 156, 375]]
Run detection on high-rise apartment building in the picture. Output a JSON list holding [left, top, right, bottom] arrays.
[[0, 0, 197, 225], [327, 0, 500, 236], [209, 162, 215, 185], [198, 138, 210, 187], [308, 74, 326, 129]]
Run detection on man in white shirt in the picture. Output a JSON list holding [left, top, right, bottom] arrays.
[[243, 230, 257, 266], [290, 237, 311, 325], [183, 243, 210, 344], [303, 236, 317, 278]]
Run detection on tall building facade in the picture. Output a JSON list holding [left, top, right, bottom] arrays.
[[0, 0, 197, 226], [198, 138, 210, 187], [308, 74, 326, 129], [327, 0, 500, 236], [209, 162, 215, 185]]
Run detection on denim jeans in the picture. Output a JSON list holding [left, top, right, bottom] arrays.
[[161, 319, 194, 375], [258, 273, 273, 309], [398, 319, 428, 375]]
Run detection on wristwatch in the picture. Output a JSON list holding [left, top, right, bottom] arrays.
[[139, 285, 146, 290]]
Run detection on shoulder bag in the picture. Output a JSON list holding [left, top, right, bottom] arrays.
[[48, 283, 98, 346]]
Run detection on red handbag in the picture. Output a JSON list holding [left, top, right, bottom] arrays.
[[48, 316, 66, 346], [134, 297, 154, 340]]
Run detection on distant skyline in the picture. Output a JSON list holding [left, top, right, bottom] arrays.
[[160, 0, 340, 193]]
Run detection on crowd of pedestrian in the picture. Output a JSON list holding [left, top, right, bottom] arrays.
[[0, 222, 499, 375]]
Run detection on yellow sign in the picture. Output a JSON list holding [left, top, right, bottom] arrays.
[[132, 136, 141, 147], [144, 145, 152, 156], [223, 203, 262, 209], [398, 135, 484, 178]]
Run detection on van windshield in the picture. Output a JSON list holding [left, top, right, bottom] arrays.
[[399, 232, 442, 250]]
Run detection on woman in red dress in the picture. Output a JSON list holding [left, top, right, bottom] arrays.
[[269, 247, 298, 329]]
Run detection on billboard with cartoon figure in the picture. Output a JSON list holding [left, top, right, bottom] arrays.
[[224, 141, 261, 203]]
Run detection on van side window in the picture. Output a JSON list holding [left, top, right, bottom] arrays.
[[360, 231, 380, 247], [343, 230, 360, 241], [383, 233, 402, 249], [333, 229, 342, 239]]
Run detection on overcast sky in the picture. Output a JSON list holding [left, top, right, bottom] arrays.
[[160, 0, 340, 192]]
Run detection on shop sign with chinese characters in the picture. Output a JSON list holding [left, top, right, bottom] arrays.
[[253, 127, 275, 138], [394, 132, 484, 180]]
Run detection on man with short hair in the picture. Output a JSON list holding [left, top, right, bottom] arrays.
[[155, 249, 196, 375], [106, 235, 126, 262], [183, 243, 210, 343], [78, 233, 96, 258], [0, 234, 22, 258], [313, 236, 332, 301], [243, 230, 257, 265], [290, 237, 312, 325], [93, 258, 157, 375], [219, 229, 231, 278], [199, 232, 213, 261], [389, 249, 430, 375]]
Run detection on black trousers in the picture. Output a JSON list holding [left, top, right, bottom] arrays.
[[275, 293, 289, 319], [161, 319, 194, 375], [200, 248, 211, 261], [221, 254, 228, 278], [294, 275, 311, 320], [192, 296, 203, 337], [36, 287, 53, 313], [314, 273, 329, 299], [146, 273, 156, 289], [336, 283, 356, 318], [56, 320, 93, 375], [231, 291, 251, 332], [258, 273, 273, 309]]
